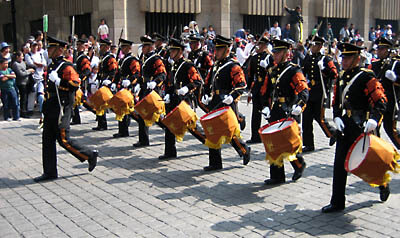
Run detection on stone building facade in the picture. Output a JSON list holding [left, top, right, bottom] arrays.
[[0, 0, 399, 49]]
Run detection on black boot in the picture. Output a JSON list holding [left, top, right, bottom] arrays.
[[88, 150, 98, 172], [321, 204, 345, 213], [379, 185, 390, 202]]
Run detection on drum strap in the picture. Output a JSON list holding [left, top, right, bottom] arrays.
[[173, 60, 187, 85], [341, 71, 363, 108], [76, 53, 87, 63], [391, 61, 399, 113], [271, 65, 292, 109], [120, 55, 133, 69]]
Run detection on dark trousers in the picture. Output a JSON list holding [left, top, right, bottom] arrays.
[[250, 98, 263, 142], [118, 115, 130, 136], [382, 100, 400, 149], [329, 116, 362, 207], [96, 114, 107, 129], [136, 115, 149, 145], [302, 99, 336, 148], [1, 87, 19, 120], [17, 84, 28, 116], [42, 100, 92, 177], [72, 106, 81, 124]]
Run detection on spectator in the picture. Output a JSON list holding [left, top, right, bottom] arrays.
[[33, 30, 43, 42], [284, 5, 303, 42], [25, 41, 46, 116], [376, 25, 382, 38], [339, 25, 350, 40], [22, 43, 30, 56], [370, 45, 378, 59], [0, 42, 11, 63], [0, 58, 19, 121], [270, 21, 282, 39], [234, 28, 246, 39], [11, 51, 34, 118], [311, 24, 318, 36], [181, 26, 190, 40], [356, 37, 364, 47], [81, 33, 88, 40], [235, 38, 247, 66], [189, 21, 200, 36], [201, 27, 208, 38], [369, 27, 376, 41], [349, 23, 355, 38], [353, 29, 361, 40], [326, 23, 334, 42], [207, 25, 216, 53], [282, 23, 291, 40], [97, 19, 109, 40], [243, 34, 255, 57], [292, 42, 305, 66], [387, 24, 393, 39], [88, 35, 100, 55]]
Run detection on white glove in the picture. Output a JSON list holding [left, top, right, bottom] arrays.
[[147, 81, 157, 90], [317, 59, 325, 70], [364, 119, 377, 133], [260, 59, 268, 68], [163, 94, 170, 104], [168, 57, 174, 65], [261, 107, 270, 119], [385, 70, 397, 82], [49, 71, 61, 86], [334, 117, 345, 132], [291, 105, 302, 116], [201, 95, 210, 105], [222, 95, 234, 105], [110, 83, 116, 91], [122, 79, 131, 88], [102, 79, 112, 86], [133, 84, 141, 95], [177, 86, 189, 96]]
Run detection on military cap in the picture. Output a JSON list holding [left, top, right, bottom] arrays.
[[140, 35, 155, 45], [257, 36, 269, 44], [77, 38, 88, 44], [120, 38, 134, 46], [188, 34, 202, 42], [374, 37, 393, 48], [99, 38, 112, 46], [168, 38, 185, 50], [271, 39, 292, 52], [311, 35, 325, 45], [213, 35, 232, 48], [47, 36, 68, 48], [337, 42, 364, 56], [153, 33, 166, 42]]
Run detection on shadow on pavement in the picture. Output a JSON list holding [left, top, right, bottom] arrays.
[[0, 173, 87, 189]]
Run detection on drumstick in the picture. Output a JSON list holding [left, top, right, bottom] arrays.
[[362, 133, 367, 153]]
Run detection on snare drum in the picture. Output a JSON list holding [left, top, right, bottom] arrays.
[[345, 133, 400, 186], [200, 106, 241, 149], [258, 118, 302, 167], [161, 101, 199, 142], [108, 89, 135, 121], [135, 91, 165, 126], [88, 86, 113, 116]]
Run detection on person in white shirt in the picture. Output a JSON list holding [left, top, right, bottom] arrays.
[[243, 34, 255, 58], [97, 19, 109, 40], [269, 21, 282, 39], [235, 39, 247, 66]]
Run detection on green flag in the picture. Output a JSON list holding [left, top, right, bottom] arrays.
[[43, 15, 48, 33]]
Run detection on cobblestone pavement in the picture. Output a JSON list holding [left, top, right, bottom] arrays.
[[1, 99, 400, 238]]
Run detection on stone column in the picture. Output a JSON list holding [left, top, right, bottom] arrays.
[[220, 0, 231, 37]]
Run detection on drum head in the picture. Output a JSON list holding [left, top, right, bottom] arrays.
[[260, 120, 293, 134], [201, 107, 229, 121], [347, 134, 370, 171]]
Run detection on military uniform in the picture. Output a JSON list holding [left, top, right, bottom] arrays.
[[369, 37, 400, 149], [92, 38, 118, 131], [159, 38, 204, 159], [302, 36, 338, 151], [202, 35, 251, 171], [34, 36, 97, 182], [247, 37, 274, 143], [133, 35, 167, 148], [261, 39, 309, 185], [322, 43, 388, 213]]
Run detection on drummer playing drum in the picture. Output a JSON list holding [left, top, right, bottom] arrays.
[[322, 43, 389, 213], [260, 39, 309, 185], [159, 38, 203, 160]]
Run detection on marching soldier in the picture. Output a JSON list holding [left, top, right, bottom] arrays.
[[159, 38, 203, 159], [369, 37, 400, 149], [201, 35, 251, 171], [187, 34, 213, 80], [133, 35, 167, 148], [302, 36, 338, 152], [92, 38, 118, 131], [322, 43, 389, 213], [71, 39, 92, 125], [34, 36, 97, 182], [260, 39, 308, 185], [246, 36, 274, 144], [112, 38, 141, 138], [153, 33, 168, 59]]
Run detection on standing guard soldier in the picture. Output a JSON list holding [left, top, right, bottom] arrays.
[[159, 38, 203, 159], [201, 35, 251, 171], [260, 39, 309, 185], [302, 36, 339, 152], [322, 43, 389, 213], [92, 38, 118, 131], [112, 38, 141, 138], [71, 39, 92, 125], [369, 37, 400, 149], [133, 35, 167, 148], [246, 36, 274, 143], [34, 36, 98, 182]]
